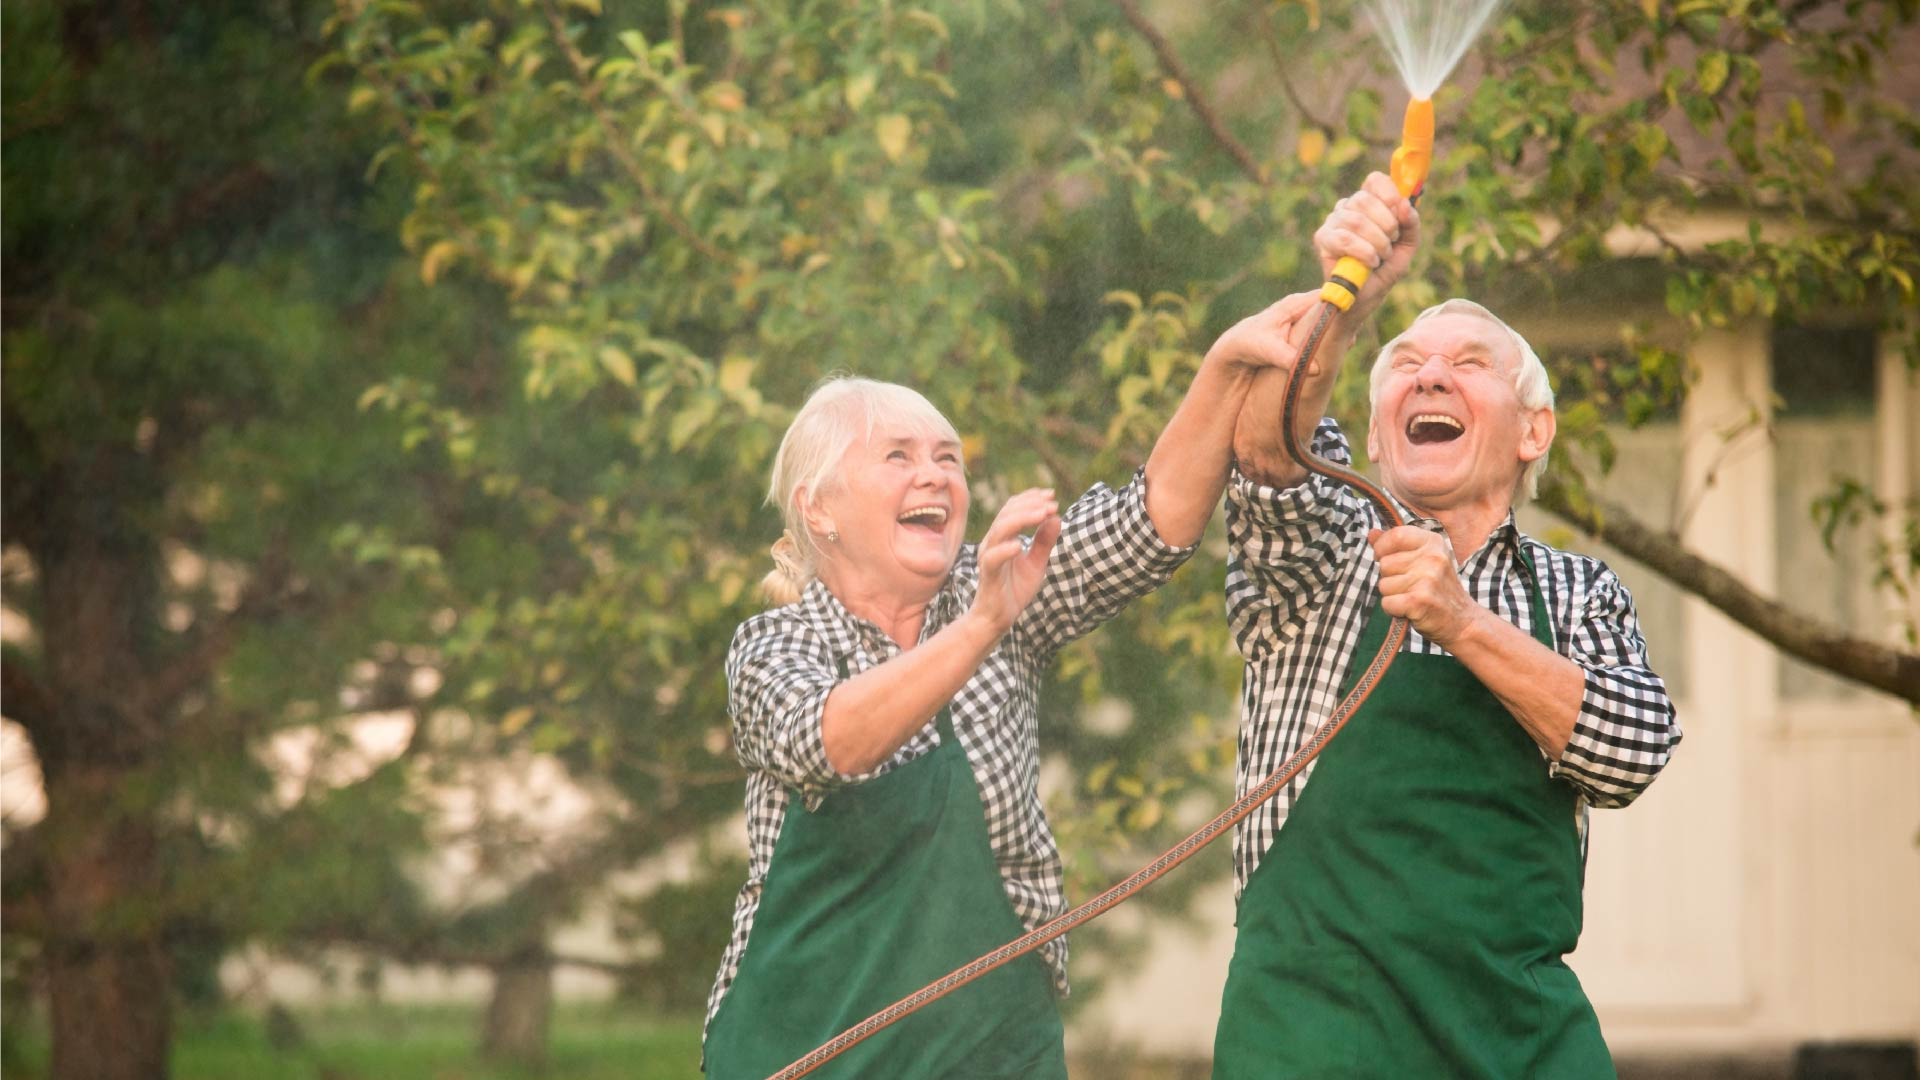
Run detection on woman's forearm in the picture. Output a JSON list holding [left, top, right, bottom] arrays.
[[1231, 325, 1354, 489], [1143, 355, 1258, 548], [818, 609, 1003, 775]]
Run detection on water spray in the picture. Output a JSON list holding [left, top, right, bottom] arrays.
[[1322, 0, 1500, 308]]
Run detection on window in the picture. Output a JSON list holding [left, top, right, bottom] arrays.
[[1770, 324, 1885, 704]]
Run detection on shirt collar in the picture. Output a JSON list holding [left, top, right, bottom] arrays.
[[1391, 497, 1523, 562], [798, 571, 965, 659]]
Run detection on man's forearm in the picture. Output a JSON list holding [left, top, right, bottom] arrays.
[[1446, 608, 1583, 760]]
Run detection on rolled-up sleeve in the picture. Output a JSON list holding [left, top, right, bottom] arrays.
[[1552, 568, 1682, 807], [1019, 468, 1198, 658], [726, 616, 852, 794], [1224, 419, 1369, 660]]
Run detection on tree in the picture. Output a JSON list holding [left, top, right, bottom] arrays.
[[1, 2, 500, 1075]]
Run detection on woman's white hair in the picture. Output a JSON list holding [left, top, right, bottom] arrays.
[[1367, 298, 1555, 503], [760, 375, 962, 605]]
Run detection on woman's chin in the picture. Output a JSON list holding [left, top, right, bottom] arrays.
[[893, 548, 955, 583]]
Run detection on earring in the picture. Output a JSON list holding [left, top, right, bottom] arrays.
[[826, 530, 839, 543]]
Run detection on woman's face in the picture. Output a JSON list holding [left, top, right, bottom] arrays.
[[811, 424, 970, 602]]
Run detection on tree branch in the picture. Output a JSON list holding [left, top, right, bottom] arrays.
[[1538, 475, 1919, 705], [1246, 6, 1378, 146], [137, 547, 310, 717], [538, 0, 730, 265], [1111, 0, 1266, 186]]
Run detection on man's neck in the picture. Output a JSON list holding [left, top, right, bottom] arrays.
[[1397, 493, 1512, 566]]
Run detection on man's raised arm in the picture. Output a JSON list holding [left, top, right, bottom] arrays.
[[1233, 171, 1420, 488]]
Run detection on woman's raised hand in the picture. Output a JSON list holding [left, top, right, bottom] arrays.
[[969, 487, 1061, 636], [1203, 290, 1320, 377]]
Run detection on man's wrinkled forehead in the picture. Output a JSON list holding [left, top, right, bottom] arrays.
[[1390, 311, 1519, 370]]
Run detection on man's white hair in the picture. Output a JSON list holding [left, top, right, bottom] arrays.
[[1367, 298, 1555, 503], [760, 375, 961, 604]]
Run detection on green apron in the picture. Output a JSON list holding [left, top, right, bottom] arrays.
[[704, 701, 1066, 1080], [1213, 552, 1614, 1079]]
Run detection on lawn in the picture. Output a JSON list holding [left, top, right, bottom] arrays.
[[3, 1002, 705, 1080]]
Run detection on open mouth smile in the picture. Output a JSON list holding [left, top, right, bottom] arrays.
[[897, 506, 950, 534], [1406, 413, 1464, 445]]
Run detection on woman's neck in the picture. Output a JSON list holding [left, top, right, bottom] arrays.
[[819, 567, 937, 648]]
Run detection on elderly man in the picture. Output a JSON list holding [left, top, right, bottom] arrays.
[[1209, 174, 1682, 1078]]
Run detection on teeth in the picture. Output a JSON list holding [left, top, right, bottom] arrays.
[[898, 506, 948, 525], [1409, 413, 1463, 432]]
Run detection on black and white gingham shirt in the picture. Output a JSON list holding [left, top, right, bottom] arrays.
[[1225, 419, 1681, 895], [706, 471, 1195, 1031]]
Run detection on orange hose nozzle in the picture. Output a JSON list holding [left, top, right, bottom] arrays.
[[1389, 97, 1434, 199], [1322, 98, 1434, 309]]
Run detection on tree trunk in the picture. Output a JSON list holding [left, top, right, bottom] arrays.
[[26, 513, 175, 1080], [481, 950, 553, 1069], [42, 767, 171, 1080]]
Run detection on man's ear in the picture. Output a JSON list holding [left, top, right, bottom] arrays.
[[1517, 406, 1556, 464], [1366, 415, 1382, 464]]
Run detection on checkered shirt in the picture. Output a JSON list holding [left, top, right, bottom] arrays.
[[1225, 419, 1682, 897], [706, 470, 1196, 1032]]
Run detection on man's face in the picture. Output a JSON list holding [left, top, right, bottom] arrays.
[[1366, 312, 1552, 517]]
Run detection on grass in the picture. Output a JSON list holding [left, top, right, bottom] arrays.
[[3, 1002, 706, 1080]]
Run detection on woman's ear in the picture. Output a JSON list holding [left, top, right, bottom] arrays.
[[796, 486, 837, 543]]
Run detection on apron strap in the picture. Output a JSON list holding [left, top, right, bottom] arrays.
[[1512, 542, 1555, 653]]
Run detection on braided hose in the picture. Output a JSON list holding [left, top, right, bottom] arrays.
[[766, 301, 1410, 1080]]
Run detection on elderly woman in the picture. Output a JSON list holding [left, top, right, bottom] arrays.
[[701, 293, 1317, 1079]]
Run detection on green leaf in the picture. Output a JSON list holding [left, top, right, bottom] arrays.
[[1695, 50, 1730, 96], [844, 71, 877, 111], [599, 346, 638, 387], [876, 113, 912, 163], [420, 240, 460, 285], [718, 357, 756, 396], [500, 707, 536, 736], [665, 132, 692, 174], [668, 394, 720, 451], [1631, 123, 1669, 164]]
